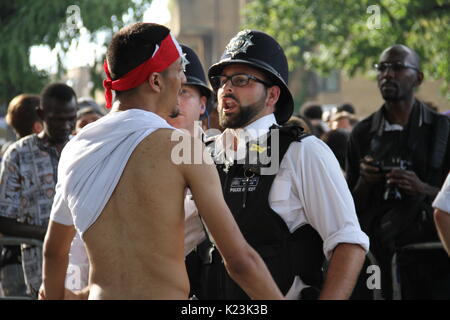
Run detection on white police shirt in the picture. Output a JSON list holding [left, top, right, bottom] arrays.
[[189, 113, 369, 299], [433, 173, 450, 213]]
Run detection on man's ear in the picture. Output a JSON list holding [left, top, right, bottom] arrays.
[[32, 121, 43, 134], [266, 85, 281, 109], [415, 71, 424, 87], [148, 72, 164, 92], [199, 96, 207, 116]]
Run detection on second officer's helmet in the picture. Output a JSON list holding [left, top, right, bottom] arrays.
[[181, 44, 215, 120], [208, 30, 293, 124]]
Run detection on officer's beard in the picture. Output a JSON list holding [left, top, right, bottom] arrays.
[[219, 93, 267, 129]]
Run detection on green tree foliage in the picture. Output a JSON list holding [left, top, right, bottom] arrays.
[[0, 0, 151, 108], [243, 0, 450, 98]]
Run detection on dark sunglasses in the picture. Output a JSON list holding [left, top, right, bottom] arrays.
[[374, 62, 420, 73], [210, 73, 272, 90]]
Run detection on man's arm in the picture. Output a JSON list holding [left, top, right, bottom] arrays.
[[180, 138, 283, 300], [40, 220, 76, 300], [0, 216, 46, 240], [319, 243, 366, 300], [434, 209, 450, 256], [346, 132, 384, 212], [351, 156, 386, 212], [293, 138, 369, 299], [0, 147, 45, 239]]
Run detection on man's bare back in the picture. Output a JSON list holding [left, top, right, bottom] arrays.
[[84, 129, 189, 299]]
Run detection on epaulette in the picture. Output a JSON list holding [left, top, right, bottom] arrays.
[[275, 124, 311, 142], [204, 135, 216, 147]]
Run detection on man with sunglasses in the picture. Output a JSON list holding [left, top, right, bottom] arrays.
[[188, 30, 369, 300], [347, 44, 450, 299]]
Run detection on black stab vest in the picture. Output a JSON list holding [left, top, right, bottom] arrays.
[[195, 125, 325, 300]]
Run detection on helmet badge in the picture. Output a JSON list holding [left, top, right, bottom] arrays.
[[225, 30, 254, 58]]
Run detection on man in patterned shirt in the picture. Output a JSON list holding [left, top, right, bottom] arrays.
[[1, 93, 42, 297], [0, 83, 77, 297]]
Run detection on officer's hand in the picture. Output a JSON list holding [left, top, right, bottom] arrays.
[[386, 169, 425, 196], [359, 156, 385, 184]]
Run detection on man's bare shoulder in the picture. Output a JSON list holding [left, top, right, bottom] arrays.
[[138, 128, 195, 151], [141, 127, 174, 144], [127, 128, 196, 172], [132, 128, 174, 157], [142, 128, 205, 159]]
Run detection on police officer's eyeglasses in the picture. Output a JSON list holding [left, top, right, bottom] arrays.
[[210, 74, 272, 90], [374, 62, 420, 73]]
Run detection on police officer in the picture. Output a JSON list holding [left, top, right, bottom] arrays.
[[168, 44, 215, 136], [165, 45, 216, 297], [189, 30, 369, 300]]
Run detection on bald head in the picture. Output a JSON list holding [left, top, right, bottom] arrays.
[[380, 44, 421, 71], [377, 44, 424, 102]]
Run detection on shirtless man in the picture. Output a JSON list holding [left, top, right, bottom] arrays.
[[40, 22, 283, 300]]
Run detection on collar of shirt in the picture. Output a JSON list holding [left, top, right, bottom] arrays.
[[213, 113, 277, 162], [370, 99, 433, 135], [384, 121, 404, 131], [34, 134, 61, 156]]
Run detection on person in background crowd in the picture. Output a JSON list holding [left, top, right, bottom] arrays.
[[328, 111, 358, 132], [346, 44, 450, 299], [285, 114, 313, 134], [0, 83, 77, 297], [5, 94, 43, 138], [301, 102, 329, 138], [1, 93, 42, 297], [74, 106, 103, 134], [322, 129, 350, 174], [337, 103, 356, 115]]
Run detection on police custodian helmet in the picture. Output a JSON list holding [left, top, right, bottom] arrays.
[[181, 44, 215, 119], [208, 30, 294, 124]]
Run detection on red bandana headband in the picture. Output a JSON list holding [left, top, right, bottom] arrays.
[[103, 33, 183, 109]]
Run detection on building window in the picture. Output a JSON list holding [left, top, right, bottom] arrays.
[[319, 70, 340, 92]]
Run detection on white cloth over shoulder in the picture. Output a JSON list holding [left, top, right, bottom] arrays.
[[433, 173, 450, 213], [50, 109, 174, 236]]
